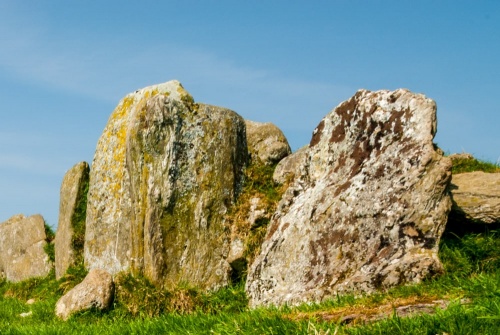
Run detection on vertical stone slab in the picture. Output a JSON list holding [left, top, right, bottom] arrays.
[[246, 89, 452, 307], [55, 161, 90, 279], [85, 80, 247, 289], [126, 100, 247, 287], [85, 81, 188, 275], [0, 214, 53, 282]]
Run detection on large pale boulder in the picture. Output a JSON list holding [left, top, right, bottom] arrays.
[[55, 161, 90, 279], [0, 214, 53, 282], [450, 171, 500, 224], [246, 89, 452, 307], [85, 80, 247, 289], [245, 120, 291, 165], [55, 269, 114, 320]]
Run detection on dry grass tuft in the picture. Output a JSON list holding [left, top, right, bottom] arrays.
[[287, 295, 452, 326]]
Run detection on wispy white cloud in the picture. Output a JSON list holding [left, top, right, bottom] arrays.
[[0, 131, 54, 147], [0, 2, 352, 113], [0, 1, 361, 155], [0, 153, 65, 176]]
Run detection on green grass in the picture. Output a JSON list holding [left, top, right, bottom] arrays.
[[43, 222, 56, 263], [1, 229, 499, 334], [224, 161, 287, 280], [451, 156, 500, 174]]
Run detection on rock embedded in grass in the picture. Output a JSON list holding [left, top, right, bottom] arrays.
[[246, 89, 452, 307], [55, 269, 114, 320]]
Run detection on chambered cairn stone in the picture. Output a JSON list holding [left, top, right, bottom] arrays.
[[245, 120, 291, 165], [246, 89, 452, 307], [0, 214, 53, 282], [55, 161, 90, 279], [55, 269, 114, 320], [85, 80, 247, 289]]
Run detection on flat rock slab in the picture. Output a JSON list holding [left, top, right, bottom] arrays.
[[0, 214, 53, 282], [450, 171, 500, 224], [246, 89, 452, 307]]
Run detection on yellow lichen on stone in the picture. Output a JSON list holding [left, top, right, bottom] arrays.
[[85, 81, 248, 288], [104, 96, 135, 197]]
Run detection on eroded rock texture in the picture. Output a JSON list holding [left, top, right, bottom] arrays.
[[245, 120, 291, 165], [55, 161, 89, 279], [450, 171, 500, 224], [0, 214, 53, 282], [246, 89, 452, 307], [85, 80, 247, 289]]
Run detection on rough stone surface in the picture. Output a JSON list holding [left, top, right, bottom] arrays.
[[245, 120, 291, 165], [450, 171, 500, 224], [246, 89, 452, 307], [272, 145, 309, 185], [85, 80, 247, 289], [55, 161, 90, 279], [0, 214, 53, 282], [55, 269, 114, 320]]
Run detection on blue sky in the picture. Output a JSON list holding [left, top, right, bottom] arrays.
[[0, 1, 499, 228]]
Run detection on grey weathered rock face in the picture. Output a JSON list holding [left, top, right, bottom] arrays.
[[55, 161, 90, 279], [0, 214, 53, 282], [85, 80, 247, 289], [272, 145, 309, 185], [450, 171, 500, 224], [55, 269, 114, 320], [246, 89, 452, 307], [245, 120, 291, 165]]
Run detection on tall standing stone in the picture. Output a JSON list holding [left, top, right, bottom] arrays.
[[246, 89, 452, 307], [85, 80, 247, 289], [55, 161, 90, 279], [0, 214, 53, 282]]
